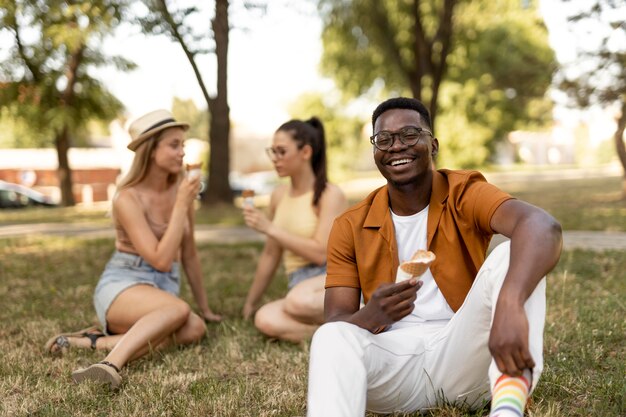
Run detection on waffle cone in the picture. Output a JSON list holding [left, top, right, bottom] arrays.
[[395, 250, 436, 283], [186, 163, 202, 180]]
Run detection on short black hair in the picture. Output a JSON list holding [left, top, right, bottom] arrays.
[[371, 97, 432, 131]]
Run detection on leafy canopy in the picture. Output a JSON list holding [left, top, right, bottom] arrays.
[[318, 0, 556, 168], [0, 0, 134, 145]]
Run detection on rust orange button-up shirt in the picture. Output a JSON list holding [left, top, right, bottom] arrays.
[[325, 169, 513, 312]]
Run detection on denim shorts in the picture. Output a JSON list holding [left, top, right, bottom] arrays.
[[93, 251, 180, 333], [287, 264, 327, 289]]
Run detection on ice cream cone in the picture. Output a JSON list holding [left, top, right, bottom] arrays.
[[186, 163, 202, 180], [242, 189, 255, 208], [395, 250, 436, 283]]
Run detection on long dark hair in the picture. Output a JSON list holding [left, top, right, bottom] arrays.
[[276, 117, 327, 206]]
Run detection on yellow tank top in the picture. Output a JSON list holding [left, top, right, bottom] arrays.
[[272, 189, 319, 274]]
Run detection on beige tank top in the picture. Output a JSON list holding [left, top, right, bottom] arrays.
[[114, 189, 171, 255], [272, 189, 319, 274]]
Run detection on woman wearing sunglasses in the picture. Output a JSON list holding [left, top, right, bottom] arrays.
[[242, 117, 347, 342]]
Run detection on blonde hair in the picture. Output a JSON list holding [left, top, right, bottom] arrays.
[[116, 128, 181, 192]]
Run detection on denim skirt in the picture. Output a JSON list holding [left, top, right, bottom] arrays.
[[93, 251, 180, 333], [287, 264, 327, 289]]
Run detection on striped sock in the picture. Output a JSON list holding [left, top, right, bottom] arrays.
[[489, 369, 532, 417]]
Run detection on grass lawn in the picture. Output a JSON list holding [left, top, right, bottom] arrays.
[[497, 175, 626, 232], [0, 236, 623, 416]]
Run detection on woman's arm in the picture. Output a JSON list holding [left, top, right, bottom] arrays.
[[114, 176, 200, 272], [243, 184, 348, 265], [242, 236, 283, 319], [242, 187, 284, 318], [181, 203, 222, 322]]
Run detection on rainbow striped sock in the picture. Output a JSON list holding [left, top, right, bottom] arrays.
[[489, 369, 532, 417]]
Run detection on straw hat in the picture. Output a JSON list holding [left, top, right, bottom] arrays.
[[127, 109, 189, 151]]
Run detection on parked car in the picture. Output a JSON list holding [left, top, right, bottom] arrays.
[[0, 181, 59, 208]]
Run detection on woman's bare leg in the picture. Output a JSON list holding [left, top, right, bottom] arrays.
[[53, 333, 124, 352], [100, 284, 206, 369], [283, 275, 326, 324], [254, 299, 320, 343], [253, 276, 326, 343], [124, 312, 206, 362]]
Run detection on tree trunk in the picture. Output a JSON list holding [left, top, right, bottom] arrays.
[[428, 0, 456, 130], [203, 0, 232, 205], [615, 101, 626, 199], [409, 0, 457, 130], [54, 45, 83, 207], [55, 125, 75, 206]]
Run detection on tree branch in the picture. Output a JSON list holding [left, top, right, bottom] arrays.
[[60, 45, 85, 107], [10, 17, 41, 83], [156, 0, 212, 106], [412, 0, 432, 77]]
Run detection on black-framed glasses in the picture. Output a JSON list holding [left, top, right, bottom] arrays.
[[369, 126, 433, 151]]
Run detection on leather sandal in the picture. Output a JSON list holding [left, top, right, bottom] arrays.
[[44, 326, 105, 355], [72, 361, 122, 389]]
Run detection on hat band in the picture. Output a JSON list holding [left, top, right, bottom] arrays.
[[140, 118, 176, 135]]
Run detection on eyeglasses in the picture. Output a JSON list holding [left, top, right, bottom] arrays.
[[266, 146, 288, 160], [369, 126, 432, 151]]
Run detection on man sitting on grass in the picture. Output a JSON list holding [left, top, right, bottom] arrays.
[[307, 97, 563, 416]]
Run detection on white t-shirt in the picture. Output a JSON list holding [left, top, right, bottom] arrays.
[[390, 206, 454, 330]]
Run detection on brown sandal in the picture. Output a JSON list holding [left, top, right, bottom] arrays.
[[44, 326, 104, 355]]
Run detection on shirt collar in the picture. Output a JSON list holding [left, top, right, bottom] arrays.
[[363, 170, 449, 229]]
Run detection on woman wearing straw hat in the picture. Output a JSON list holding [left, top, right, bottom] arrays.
[[44, 109, 222, 389]]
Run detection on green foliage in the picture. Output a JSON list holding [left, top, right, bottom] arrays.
[[444, 1, 555, 165], [172, 97, 209, 142], [593, 136, 619, 165], [317, 0, 556, 168], [0, 0, 133, 146], [319, 0, 413, 99], [0, 106, 52, 148], [287, 92, 369, 181]]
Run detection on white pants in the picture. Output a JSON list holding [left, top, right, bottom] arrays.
[[307, 242, 546, 416]]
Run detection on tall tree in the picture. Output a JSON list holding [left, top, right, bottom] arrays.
[[437, 0, 555, 166], [319, 0, 456, 128], [318, 0, 555, 167], [0, 0, 132, 206], [140, 0, 234, 205], [558, 0, 626, 197]]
